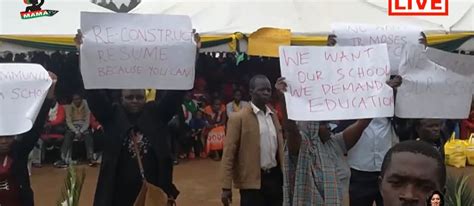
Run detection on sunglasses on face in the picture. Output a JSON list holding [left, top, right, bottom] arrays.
[[124, 95, 145, 101]]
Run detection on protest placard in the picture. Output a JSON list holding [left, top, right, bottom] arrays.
[[332, 23, 421, 74], [426, 47, 474, 93], [0, 63, 52, 136], [396, 44, 473, 119], [279, 44, 394, 121], [80, 12, 196, 89]]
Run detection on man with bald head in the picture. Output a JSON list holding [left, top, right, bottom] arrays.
[[221, 75, 285, 206]]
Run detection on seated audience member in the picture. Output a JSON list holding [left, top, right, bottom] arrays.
[[205, 98, 227, 161], [90, 114, 104, 161], [222, 82, 236, 103], [189, 110, 208, 158], [192, 76, 208, 106], [171, 105, 192, 162], [45, 99, 66, 138], [54, 93, 95, 168], [182, 91, 199, 124], [0, 72, 56, 206], [31, 98, 66, 167], [45, 98, 66, 135], [414, 119, 446, 158], [379, 140, 446, 206], [90, 113, 103, 132], [168, 92, 198, 162], [461, 100, 474, 139], [204, 95, 225, 116], [226, 89, 249, 117]]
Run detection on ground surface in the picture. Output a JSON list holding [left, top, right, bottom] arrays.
[[31, 159, 474, 206]]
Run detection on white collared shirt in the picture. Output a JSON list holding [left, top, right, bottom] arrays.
[[251, 102, 278, 170], [347, 118, 399, 172]]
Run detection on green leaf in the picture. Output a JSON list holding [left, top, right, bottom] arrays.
[[56, 166, 86, 206], [445, 175, 474, 206]]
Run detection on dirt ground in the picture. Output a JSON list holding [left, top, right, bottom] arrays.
[[31, 159, 474, 206]]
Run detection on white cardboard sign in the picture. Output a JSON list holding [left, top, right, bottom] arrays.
[[80, 12, 196, 89], [279, 44, 394, 121], [332, 23, 422, 74], [396, 44, 473, 119], [0, 63, 52, 136]]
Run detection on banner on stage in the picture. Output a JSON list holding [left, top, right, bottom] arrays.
[[248, 27, 291, 58]]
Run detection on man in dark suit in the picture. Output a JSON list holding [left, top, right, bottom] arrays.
[[221, 75, 285, 206]]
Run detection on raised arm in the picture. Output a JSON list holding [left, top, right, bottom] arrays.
[[85, 90, 115, 125], [20, 72, 57, 155], [75, 30, 115, 124], [462, 119, 474, 129], [275, 77, 301, 156], [341, 119, 372, 151]]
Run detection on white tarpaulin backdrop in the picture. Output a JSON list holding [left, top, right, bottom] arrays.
[[1, 0, 472, 35]]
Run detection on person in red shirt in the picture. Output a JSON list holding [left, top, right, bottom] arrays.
[[0, 72, 56, 206], [43, 99, 67, 142], [31, 98, 66, 167], [461, 100, 474, 139]]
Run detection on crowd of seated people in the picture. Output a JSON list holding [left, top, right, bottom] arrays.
[[29, 93, 103, 169], [171, 78, 282, 163]]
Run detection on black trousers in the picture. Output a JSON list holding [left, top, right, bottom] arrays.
[[349, 168, 384, 206], [240, 167, 283, 206]]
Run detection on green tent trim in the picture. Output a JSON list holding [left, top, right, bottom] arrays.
[[0, 33, 472, 52]]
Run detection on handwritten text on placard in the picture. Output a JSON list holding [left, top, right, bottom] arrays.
[[279, 45, 394, 121], [80, 12, 196, 89], [396, 44, 473, 119], [332, 23, 421, 74], [0, 63, 52, 135]]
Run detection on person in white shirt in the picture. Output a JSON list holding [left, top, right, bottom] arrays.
[[347, 64, 404, 206], [226, 89, 249, 117], [221, 75, 285, 206], [347, 117, 399, 206]]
